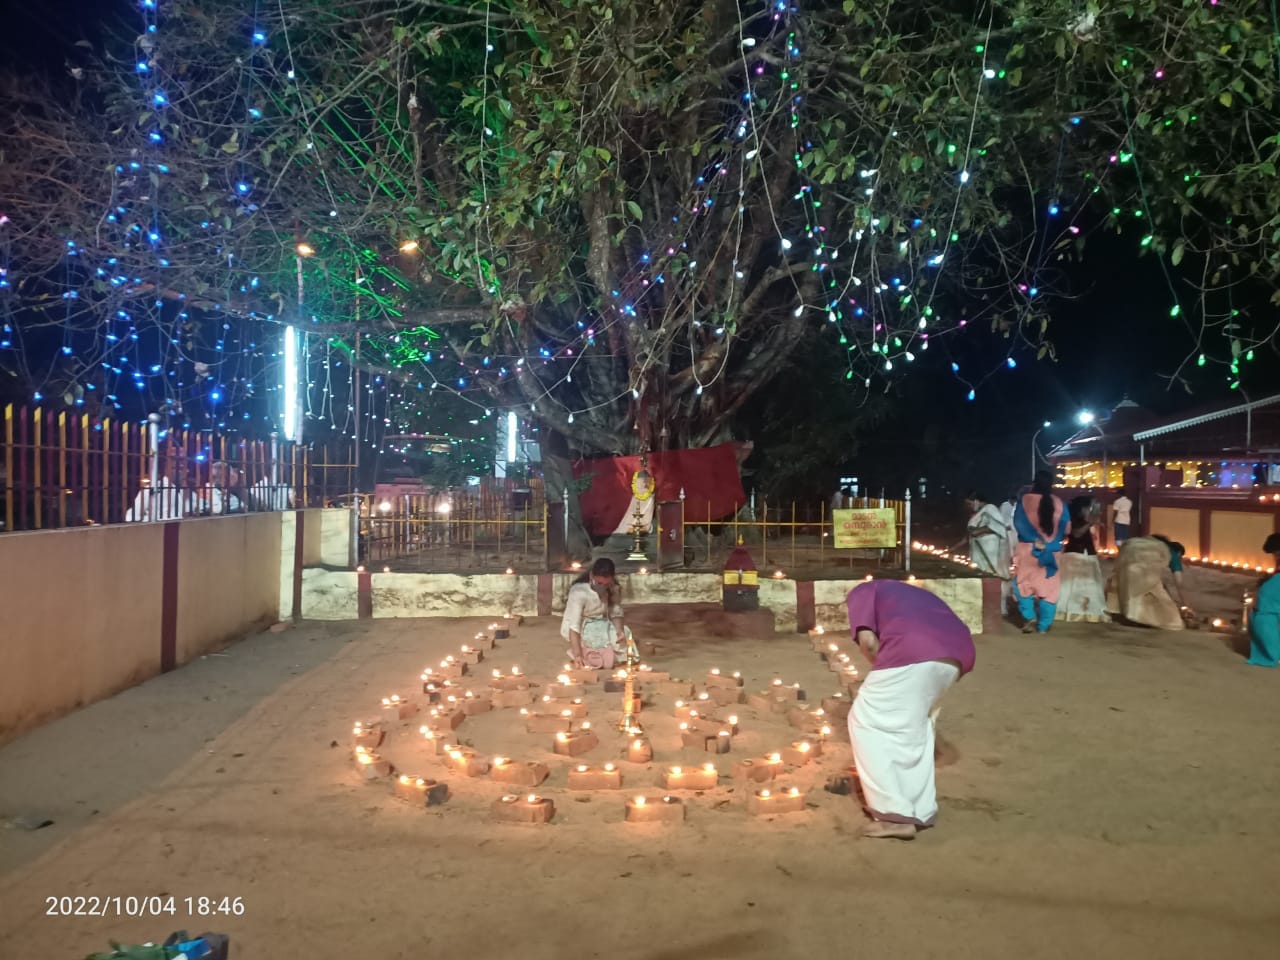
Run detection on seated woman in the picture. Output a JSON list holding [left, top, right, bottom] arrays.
[[560, 558, 633, 669], [1247, 533, 1280, 668], [1106, 535, 1192, 629], [1056, 496, 1108, 622], [845, 579, 976, 840]]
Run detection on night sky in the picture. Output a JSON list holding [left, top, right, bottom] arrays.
[[4, 1, 1273, 503]]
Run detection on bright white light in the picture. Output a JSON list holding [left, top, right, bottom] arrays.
[[1077, 410, 1095, 425], [506, 411, 518, 463], [283, 326, 300, 441], [436, 502, 452, 515]]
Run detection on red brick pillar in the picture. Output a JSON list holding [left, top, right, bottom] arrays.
[[795, 581, 816, 633], [981, 578, 1004, 636], [537, 574, 554, 617], [357, 569, 373, 619]]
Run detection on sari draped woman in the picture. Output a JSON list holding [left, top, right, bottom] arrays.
[[845, 581, 976, 827], [1012, 490, 1070, 632], [560, 582, 631, 668], [1056, 498, 1108, 623], [1105, 537, 1185, 630]]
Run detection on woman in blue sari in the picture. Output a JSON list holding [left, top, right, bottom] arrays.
[[1247, 534, 1280, 668], [1011, 472, 1070, 634]]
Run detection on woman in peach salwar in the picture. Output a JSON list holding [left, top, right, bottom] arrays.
[[1011, 472, 1070, 634]]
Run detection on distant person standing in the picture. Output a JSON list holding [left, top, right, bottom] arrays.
[[999, 494, 1017, 610], [1112, 492, 1134, 546]]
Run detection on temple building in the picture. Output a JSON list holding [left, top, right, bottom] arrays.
[[1046, 395, 1280, 570]]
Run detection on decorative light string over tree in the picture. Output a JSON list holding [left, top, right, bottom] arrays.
[[1, 0, 1277, 473], [0, 2, 308, 440]]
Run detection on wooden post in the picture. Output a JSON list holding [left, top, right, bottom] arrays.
[[791, 501, 796, 571], [819, 500, 825, 569], [761, 501, 767, 568]]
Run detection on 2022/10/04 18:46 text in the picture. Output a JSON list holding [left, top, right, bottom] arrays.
[[44, 895, 246, 917]]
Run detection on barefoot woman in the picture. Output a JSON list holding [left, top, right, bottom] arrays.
[[845, 579, 976, 840]]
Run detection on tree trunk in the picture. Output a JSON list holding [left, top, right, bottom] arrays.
[[540, 427, 594, 559]]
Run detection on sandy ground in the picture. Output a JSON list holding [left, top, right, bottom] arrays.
[[2, 593, 1279, 960]]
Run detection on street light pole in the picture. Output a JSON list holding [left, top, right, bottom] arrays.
[[1030, 421, 1051, 480]]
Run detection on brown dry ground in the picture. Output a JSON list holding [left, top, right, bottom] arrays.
[[2, 592, 1279, 960]]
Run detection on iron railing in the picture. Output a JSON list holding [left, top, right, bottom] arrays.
[[674, 494, 911, 572], [361, 480, 547, 571]]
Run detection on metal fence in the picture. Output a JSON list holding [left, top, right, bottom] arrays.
[[1, 404, 355, 531], [363, 479, 548, 571], [676, 495, 912, 572]]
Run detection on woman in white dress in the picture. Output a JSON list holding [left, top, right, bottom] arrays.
[[962, 493, 1010, 578], [561, 558, 633, 668]]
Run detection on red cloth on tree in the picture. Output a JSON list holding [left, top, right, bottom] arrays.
[[572, 443, 747, 536]]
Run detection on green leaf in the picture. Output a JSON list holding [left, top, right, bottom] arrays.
[[1219, 91, 1233, 108], [625, 200, 643, 221], [1007, 67, 1022, 87], [1171, 239, 1185, 266]]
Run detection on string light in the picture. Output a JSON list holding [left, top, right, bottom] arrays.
[[1, 0, 1271, 447]]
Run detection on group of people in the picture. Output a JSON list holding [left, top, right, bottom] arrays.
[[961, 476, 1192, 634], [125, 456, 293, 522]]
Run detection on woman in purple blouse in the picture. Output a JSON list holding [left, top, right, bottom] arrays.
[[846, 579, 976, 839]]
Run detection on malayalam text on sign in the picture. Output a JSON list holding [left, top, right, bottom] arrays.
[[832, 508, 897, 549]]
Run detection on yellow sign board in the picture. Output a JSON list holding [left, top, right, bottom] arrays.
[[832, 508, 898, 549]]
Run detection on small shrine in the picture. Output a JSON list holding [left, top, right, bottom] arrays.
[[722, 540, 760, 612]]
